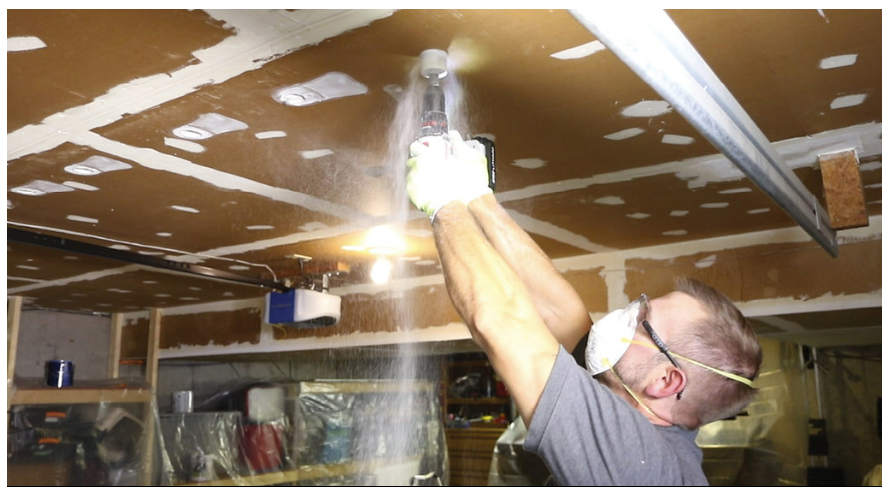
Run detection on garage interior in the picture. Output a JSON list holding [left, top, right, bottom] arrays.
[[7, 9, 881, 486]]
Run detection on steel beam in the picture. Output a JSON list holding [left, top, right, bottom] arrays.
[[569, 8, 839, 257]]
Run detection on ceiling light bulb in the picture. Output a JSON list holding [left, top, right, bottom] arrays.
[[10, 186, 46, 196], [371, 258, 393, 284], [64, 164, 102, 176]]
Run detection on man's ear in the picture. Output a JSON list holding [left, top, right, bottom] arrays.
[[644, 366, 687, 399]]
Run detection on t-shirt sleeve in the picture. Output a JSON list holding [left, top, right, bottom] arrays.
[[524, 345, 706, 486]]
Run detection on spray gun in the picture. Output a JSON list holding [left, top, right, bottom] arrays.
[[417, 49, 451, 156], [416, 49, 496, 191]]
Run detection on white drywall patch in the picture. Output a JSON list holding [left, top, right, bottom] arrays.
[[594, 196, 625, 205], [67, 215, 99, 224], [383, 84, 403, 100], [300, 221, 329, 232], [300, 149, 334, 159], [820, 54, 857, 69], [701, 202, 729, 209], [748, 208, 770, 214], [156, 232, 172, 237], [719, 188, 752, 194], [694, 254, 717, 268], [247, 225, 274, 230], [173, 113, 248, 140], [10, 180, 75, 196], [165, 137, 206, 153], [830, 94, 867, 109], [512, 158, 547, 169], [626, 213, 650, 219], [63, 181, 99, 191], [661, 134, 694, 145], [621, 100, 671, 117], [256, 131, 287, 139], [551, 40, 606, 60], [16, 265, 40, 271], [604, 128, 645, 141], [670, 210, 689, 217], [171, 205, 200, 213], [272, 72, 368, 107], [662, 230, 687, 236], [110, 245, 131, 251], [8, 36, 46, 51]]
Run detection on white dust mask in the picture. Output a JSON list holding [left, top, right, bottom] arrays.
[[585, 299, 643, 376]]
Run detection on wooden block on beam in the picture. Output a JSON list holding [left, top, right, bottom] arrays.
[[818, 150, 869, 230]]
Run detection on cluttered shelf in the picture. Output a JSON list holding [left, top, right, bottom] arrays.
[[181, 458, 418, 486], [9, 378, 153, 405]]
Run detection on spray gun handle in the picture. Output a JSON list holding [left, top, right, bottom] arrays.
[[419, 134, 451, 159], [469, 136, 496, 192]]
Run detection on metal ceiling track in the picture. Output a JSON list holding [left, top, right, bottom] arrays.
[[8, 227, 290, 292], [569, 8, 839, 257]]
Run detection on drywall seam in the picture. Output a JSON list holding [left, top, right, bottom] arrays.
[[505, 208, 616, 253], [76, 131, 376, 223], [495, 122, 881, 203], [7, 9, 396, 160], [554, 214, 881, 271], [7, 265, 144, 294]]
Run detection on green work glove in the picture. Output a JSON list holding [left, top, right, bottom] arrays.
[[406, 130, 492, 220]]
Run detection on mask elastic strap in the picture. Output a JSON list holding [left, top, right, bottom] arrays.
[[622, 339, 754, 387], [602, 358, 656, 417]]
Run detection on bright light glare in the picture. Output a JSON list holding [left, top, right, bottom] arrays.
[[365, 225, 404, 255], [371, 258, 393, 284]]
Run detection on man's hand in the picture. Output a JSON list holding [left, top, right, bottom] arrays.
[[406, 130, 493, 220]]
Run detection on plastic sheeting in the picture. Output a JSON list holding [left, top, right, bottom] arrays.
[[8, 397, 154, 485], [8, 379, 447, 486]]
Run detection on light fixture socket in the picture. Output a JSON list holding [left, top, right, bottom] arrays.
[[273, 72, 368, 107], [64, 156, 132, 176]]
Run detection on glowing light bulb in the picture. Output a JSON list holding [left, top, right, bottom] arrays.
[[371, 258, 393, 284]]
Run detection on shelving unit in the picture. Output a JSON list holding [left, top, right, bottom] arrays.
[[441, 353, 514, 486], [6, 298, 162, 486]]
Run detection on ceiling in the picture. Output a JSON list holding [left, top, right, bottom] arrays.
[[7, 10, 882, 348]]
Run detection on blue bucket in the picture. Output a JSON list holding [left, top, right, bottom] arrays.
[[45, 360, 74, 388]]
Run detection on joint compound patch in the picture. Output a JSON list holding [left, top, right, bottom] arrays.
[[819, 54, 857, 69], [661, 134, 694, 145], [551, 40, 607, 60], [830, 94, 867, 109], [300, 149, 334, 159], [8, 36, 46, 51], [604, 128, 645, 141], [621, 100, 671, 118], [594, 196, 625, 205], [512, 158, 547, 169]]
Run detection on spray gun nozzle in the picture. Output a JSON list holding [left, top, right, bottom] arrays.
[[418, 49, 450, 140]]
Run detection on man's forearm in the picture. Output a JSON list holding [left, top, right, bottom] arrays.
[[432, 200, 559, 425], [467, 194, 592, 354]]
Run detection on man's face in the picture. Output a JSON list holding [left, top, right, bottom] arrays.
[[601, 291, 706, 394]]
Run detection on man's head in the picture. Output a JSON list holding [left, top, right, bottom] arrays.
[[604, 277, 762, 429]]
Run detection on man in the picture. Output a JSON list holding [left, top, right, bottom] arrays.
[[406, 131, 762, 485]]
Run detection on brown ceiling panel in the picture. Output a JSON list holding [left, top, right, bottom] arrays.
[[8, 143, 349, 256], [10, 264, 266, 314], [7, 9, 234, 131]]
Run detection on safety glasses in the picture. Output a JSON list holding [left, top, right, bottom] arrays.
[[636, 294, 684, 400]]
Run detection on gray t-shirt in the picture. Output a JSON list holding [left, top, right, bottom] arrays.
[[524, 346, 709, 486]]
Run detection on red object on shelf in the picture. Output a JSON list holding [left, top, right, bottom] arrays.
[[495, 381, 508, 398], [240, 422, 284, 473]]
